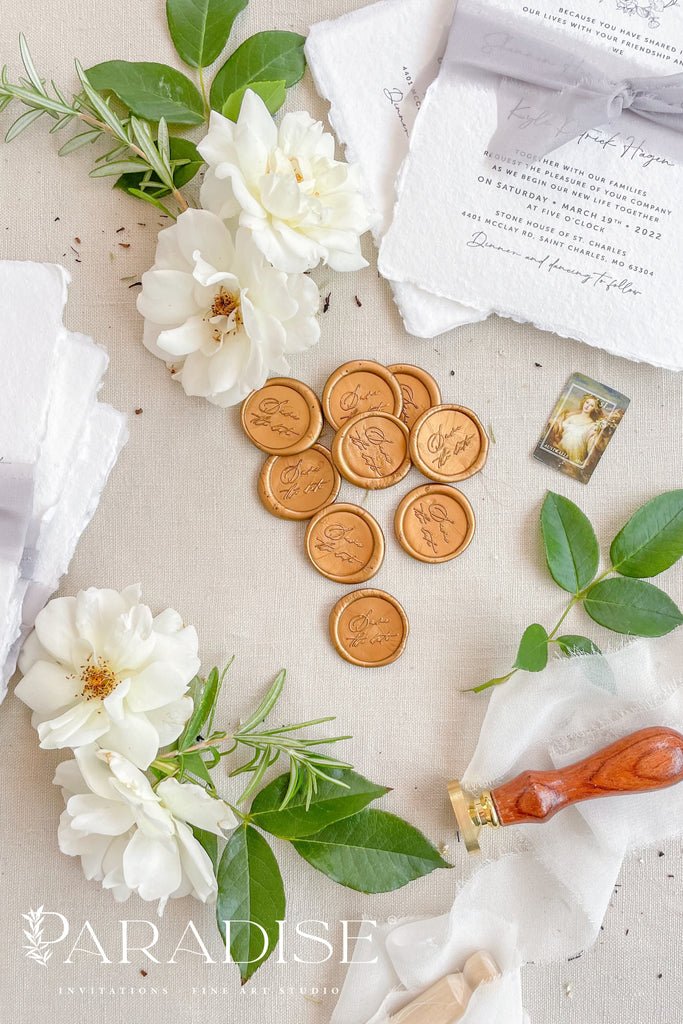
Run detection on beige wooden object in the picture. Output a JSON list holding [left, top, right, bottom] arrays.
[[387, 972, 472, 1024]]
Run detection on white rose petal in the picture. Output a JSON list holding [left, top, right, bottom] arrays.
[[198, 90, 374, 273], [53, 747, 234, 914], [15, 586, 199, 769], [137, 209, 320, 406]]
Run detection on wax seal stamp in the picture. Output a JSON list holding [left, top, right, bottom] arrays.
[[387, 363, 441, 431], [410, 404, 489, 483], [241, 378, 323, 455], [329, 589, 409, 667], [447, 726, 683, 855], [395, 484, 475, 563], [258, 444, 341, 520], [332, 411, 411, 489], [322, 359, 403, 430], [306, 503, 385, 584]]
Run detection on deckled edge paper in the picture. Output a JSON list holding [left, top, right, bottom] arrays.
[[305, 0, 488, 337]]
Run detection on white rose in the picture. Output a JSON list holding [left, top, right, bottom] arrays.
[[54, 746, 237, 913], [15, 585, 199, 769], [198, 89, 373, 273], [137, 209, 320, 407]]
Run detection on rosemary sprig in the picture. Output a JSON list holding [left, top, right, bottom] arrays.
[[0, 36, 189, 215], [152, 667, 352, 810]]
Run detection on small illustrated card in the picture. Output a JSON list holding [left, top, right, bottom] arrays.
[[534, 373, 629, 483]]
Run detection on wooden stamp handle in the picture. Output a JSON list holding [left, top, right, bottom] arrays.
[[491, 726, 683, 827]]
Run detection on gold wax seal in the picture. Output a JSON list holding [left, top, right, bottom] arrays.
[[329, 589, 409, 667], [306, 503, 385, 584], [387, 364, 441, 431], [241, 378, 323, 455], [332, 412, 411, 490], [258, 444, 341, 520], [410, 404, 489, 483], [322, 360, 403, 430], [395, 484, 475, 563]]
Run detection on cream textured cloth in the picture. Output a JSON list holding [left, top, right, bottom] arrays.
[[0, 1, 681, 1023]]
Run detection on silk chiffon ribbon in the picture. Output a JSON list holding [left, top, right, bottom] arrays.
[[447, 4, 683, 158], [0, 463, 34, 565]]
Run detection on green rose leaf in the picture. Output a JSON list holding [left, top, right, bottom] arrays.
[[217, 824, 285, 983], [114, 136, 203, 199], [192, 825, 218, 873], [610, 490, 683, 579], [541, 491, 600, 594], [209, 31, 306, 113], [222, 79, 287, 121], [87, 61, 205, 125], [166, 0, 248, 69], [513, 623, 549, 672], [555, 634, 602, 657], [291, 809, 450, 893], [584, 578, 683, 637], [250, 769, 388, 839]]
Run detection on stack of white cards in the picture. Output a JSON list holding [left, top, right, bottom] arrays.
[[306, 0, 683, 370], [0, 260, 128, 700]]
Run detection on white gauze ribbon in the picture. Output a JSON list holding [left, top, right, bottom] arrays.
[[446, 3, 683, 159], [0, 463, 34, 566]]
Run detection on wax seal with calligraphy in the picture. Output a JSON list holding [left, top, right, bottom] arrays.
[[329, 589, 409, 668], [241, 378, 323, 455], [322, 359, 403, 430], [332, 411, 411, 490], [258, 443, 341, 520], [386, 363, 441, 431], [410, 404, 489, 483], [395, 484, 476, 563], [305, 502, 385, 584]]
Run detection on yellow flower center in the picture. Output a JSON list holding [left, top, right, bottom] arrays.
[[80, 657, 119, 701], [206, 287, 242, 343]]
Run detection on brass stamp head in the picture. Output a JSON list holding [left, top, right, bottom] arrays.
[[447, 780, 500, 855]]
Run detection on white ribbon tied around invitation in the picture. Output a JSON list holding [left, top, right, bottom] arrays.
[[450, 4, 683, 161], [331, 632, 683, 1024], [378, 0, 683, 365]]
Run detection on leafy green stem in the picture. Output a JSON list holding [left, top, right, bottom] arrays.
[[198, 65, 210, 121], [1, 37, 189, 213]]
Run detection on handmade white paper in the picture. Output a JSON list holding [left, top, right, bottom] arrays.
[[0, 262, 68, 673], [0, 261, 127, 697], [379, 0, 683, 365], [306, 0, 488, 336], [332, 632, 683, 1023]]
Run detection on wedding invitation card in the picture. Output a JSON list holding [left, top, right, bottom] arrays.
[[379, 0, 683, 367], [306, 0, 487, 336]]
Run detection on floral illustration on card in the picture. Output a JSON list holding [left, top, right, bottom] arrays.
[[616, 0, 677, 30]]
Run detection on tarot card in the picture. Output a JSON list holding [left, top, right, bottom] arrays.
[[533, 374, 630, 484]]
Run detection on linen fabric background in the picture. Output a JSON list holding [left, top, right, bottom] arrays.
[[0, 1, 681, 1022]]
